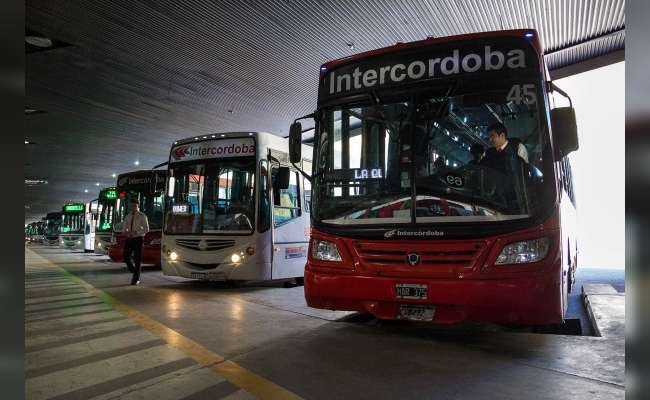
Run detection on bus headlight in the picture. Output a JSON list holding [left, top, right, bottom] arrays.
[[312, 239, 342, 262], [495, 237, 549, 265], [231, 247, 254, 263], [163, 245, 178, 261]]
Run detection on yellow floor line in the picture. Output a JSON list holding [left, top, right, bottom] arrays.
[[25, 248, 304, 400]]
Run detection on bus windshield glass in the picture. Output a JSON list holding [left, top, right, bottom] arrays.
[[61, 205, 85, 234], [165, 158, 257, 234], [44, 212, 62, 237], [312, 73, 555, 225]]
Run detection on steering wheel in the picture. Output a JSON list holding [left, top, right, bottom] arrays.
[[226, 206, 253, 230]]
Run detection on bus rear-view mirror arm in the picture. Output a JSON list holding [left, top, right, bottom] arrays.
[[289, 113, 315, 181]]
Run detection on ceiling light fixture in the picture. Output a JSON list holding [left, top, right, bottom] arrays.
[[25, 35, 53, 48], [25, 179, 49, 186], [25, 107, 46, 115]]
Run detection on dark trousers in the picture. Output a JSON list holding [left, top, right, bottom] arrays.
[[124, 236, 143, 282]]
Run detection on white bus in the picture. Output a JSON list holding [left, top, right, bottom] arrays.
[[43, 211, 62, 246], [94, 187, 118, 255], [59, 202, 97, 252], [161, 131, 312, 284]]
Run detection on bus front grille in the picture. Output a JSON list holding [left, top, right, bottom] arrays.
[[351, 240, 485, 272], [175, 238, 236, 251]]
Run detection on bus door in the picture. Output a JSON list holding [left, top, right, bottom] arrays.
[[268, 152, 310, 280]]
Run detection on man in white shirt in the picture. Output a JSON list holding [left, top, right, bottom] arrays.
[[122, 198, 149, 285]]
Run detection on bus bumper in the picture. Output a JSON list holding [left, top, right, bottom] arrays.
[[303, 267, 564, 325]]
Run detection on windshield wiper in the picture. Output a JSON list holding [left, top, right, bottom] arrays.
[[369, 91, 397, 138]]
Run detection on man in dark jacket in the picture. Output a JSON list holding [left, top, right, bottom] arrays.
[[483, 122, 529, 162], [479, 122, 529, 174]]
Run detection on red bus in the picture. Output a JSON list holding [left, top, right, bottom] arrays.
[[108, 169, 166, 266], [288, 29, 580, 327]]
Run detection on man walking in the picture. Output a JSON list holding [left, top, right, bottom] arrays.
[[122, 198, 149, 285]]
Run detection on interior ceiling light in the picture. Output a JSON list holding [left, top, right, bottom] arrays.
[[25, 36, 53, 48], [25, 107, 46, 115], [25, 28, 71, 54], [25, 179, 49, 186]]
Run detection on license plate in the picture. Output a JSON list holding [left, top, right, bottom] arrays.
[[397, 304, 436, 321], [396, 283, 428, 299], [207, 272, 226, 281], [190, 272, 226, 281], [191, 272, 207, 280]]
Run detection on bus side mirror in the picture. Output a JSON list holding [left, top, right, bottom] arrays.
[[551, 107, 579, 160], [289, 122, 303, 164], [273, 167, 290, 191]]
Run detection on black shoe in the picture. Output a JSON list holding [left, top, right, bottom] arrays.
[[130, 280, 139, 285]]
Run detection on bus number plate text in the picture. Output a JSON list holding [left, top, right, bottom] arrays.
[[397, 304, 436, 321], [190, 272, 226, 281], [396, 284, 428, 299]]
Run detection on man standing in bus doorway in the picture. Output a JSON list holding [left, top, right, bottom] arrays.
[[122, 198, 149, 285]]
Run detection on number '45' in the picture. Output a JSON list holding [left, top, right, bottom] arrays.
[[507, 84, 537, 105]]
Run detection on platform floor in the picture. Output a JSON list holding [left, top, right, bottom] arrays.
[[25, 246, 625, 400]]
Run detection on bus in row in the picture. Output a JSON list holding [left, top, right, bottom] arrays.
[[94, 187, 118, 256], [43, 211, 62, 246], [59, 202, 97, 252], [287, 29, 580, 327], [108, 169, 167, 266], [25, 220, 45, 243], [160, 131, 312, 284]]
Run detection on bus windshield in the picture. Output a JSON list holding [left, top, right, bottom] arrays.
[[312, 79, 556, 225], [44, 213, 61, 237], [61, 206, 85, 234], [96, 188, 117, 233], [165, 158, 257, 234]]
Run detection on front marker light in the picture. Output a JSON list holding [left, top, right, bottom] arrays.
[[495, 237, 549, 265], [312, 239, 342, 262]]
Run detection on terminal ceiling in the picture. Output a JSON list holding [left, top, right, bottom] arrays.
[[25, 0, 625, 224]]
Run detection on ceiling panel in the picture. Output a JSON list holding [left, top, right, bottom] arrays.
[[25, 0, 625, 224]]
